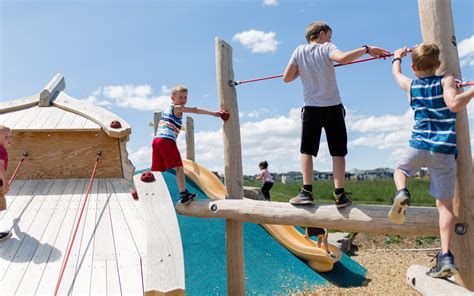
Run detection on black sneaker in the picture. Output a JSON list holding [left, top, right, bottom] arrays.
[[180, 190, 197, 205], [334, 191, 352, 208], [0, 231, 12, 243], [388, 188, 411, 224], [289, 188, 314, 205], [427, 251, 458, 279]]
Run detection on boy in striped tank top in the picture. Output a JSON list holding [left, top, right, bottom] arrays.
[[152, 85, 221, 204], [390, 44, 474, 278]]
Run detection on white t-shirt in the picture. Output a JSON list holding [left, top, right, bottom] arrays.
[[289, 42, 342, 107]]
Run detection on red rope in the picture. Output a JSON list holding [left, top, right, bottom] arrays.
[[456, 80, 474, 88], [231, 48, 413, 86], [54, 151, 101, 296], [7, 152, 28, 186]]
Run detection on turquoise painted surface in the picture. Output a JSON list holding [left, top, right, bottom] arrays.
[[137, 169, 366, 295]]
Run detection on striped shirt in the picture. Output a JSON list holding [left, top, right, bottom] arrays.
[[409, 75, 457, 154], [156, 105, 182, 142]]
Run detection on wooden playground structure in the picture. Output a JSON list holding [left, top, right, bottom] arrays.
[[176, 0, 474, 295]]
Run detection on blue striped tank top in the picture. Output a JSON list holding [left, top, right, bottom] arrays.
[[409, 75, 457, 154], [156, 105, 182, 142]]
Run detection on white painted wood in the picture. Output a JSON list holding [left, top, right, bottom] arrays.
[[0, 180, 26, 221], [176, 199, 440, 236], [407, 264, 474, 295], [89, 260, 107, 295], [35, 179, 87, 295], [107, 259, 122, 295], [55, 111, 77, 130], [0, 111, 14, 125], [93, 179, 115, 261], [8, 106, 42, 130], [0, 94, 38, 114], [134, 172, 185, 295], [39, 73, 65, 107], [0, 180, 53, 279], [0, 179, 65, 294], [2, 110, 26, 129], [15, 179, 79, 295], [106, 179, 144, 295], [41, 107, 66, 130], [54, 92, 131, 138], [26, 107, 55, 130]]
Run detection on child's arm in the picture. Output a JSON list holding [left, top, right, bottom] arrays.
[[283, 64, 299, 83], [174, 106, 220, 117], [256, 172, 263, 180], [0, 160, 8, 194], [330, 46, 389, 64], [443, 76, 474, 113], [391, 47, 412, 92]]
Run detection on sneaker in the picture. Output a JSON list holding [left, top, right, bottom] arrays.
[[388, 188, 411, 224], [180, 190, 197, 205], [427, 251, 458, 279], [0, 231, 12, 243], [334, 191, 352, 208], [289, 188, 314, 205]]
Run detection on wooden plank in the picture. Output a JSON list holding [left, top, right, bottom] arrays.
[[120, 136, 135, 182], [41, 107, 66, 130], [106, 259, 122, 295], [0, 179, 66, 295], [34, 179, 87, 295], [0, 111, 14, 125], [0, 94, 38, 114], [418, 0, 474, 289], [134, 172, 185, 295], [39, 73, 65, 107], [89, 260, 107, 295], [11, 106, 43, 130], [407, 264, 474, 295], [2, 110, 26, 129], [54, 92, 131, 138], [177, 199, 440, 236], [0, 179, 26, 220], [26, 107, 55, 130], [185, 116, 195, 161], [0, 180, 53, 279], [216, 37, 245, 295], [14, 179, 79, 295], [92, 179, 115, 261], [106, 179, 143, 295], [7, 131, 123, 180], [56, 111, 77, 130]]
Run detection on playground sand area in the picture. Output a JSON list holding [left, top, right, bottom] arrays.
[[301, 234, 441, 296]]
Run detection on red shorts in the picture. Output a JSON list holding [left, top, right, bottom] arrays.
[[151, 137, 183, 172]]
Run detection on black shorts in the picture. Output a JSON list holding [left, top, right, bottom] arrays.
[[300, 104, 347, 157]]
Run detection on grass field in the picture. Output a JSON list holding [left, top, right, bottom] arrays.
[[244, 178, 436, 207]]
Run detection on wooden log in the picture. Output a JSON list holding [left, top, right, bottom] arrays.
[[406, 265, 474, 295], [418, 0, 474, 289], [216, 37, 245, 295], [185, 117, 195, 161], [176, 199, 440, 236], [134, 172, 185, 296], [153, 112, 162, 136], [39, 73, 65, 107]]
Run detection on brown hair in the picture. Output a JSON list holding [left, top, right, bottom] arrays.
[[305, 21, 332, 43], [171, 85, 188, 96], [0, 125, 11, 133], [411, 43, 440, 72]]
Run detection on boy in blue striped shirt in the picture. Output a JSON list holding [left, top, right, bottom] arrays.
[[389, 44, 474, 278]]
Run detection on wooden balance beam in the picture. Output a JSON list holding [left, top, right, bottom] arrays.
[[176, 199, 439, 236]]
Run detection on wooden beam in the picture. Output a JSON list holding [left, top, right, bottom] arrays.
[[153, 112, 162, 136], [176, 199, 439, 236], [185, 116, 195, 161], [418, 0, 474, 290], [406, 265, 474, 296], [39, 73, 65, 107], [216, 37, 245, 295]]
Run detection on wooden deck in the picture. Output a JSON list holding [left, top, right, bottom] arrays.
[[0, 178, 146, 295]]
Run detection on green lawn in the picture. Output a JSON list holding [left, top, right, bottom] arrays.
[[244, 178, 435, 207]]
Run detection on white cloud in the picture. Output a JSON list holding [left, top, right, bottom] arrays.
[[458, 35, 474, 68], [346, 109, 414, 133], [262, 0, 278, 6], [129, 146, 152, 169], [83, 84, 171, 111], [233, 29, 279, 53]]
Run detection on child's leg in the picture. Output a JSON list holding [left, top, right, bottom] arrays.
[[393, 168, 408, 190], [332, 156, 345, 189], [301, 154, 313, 185], [175, 166, 186, 193], [317, 234, 322, 248], [437, 198, 454, 254]]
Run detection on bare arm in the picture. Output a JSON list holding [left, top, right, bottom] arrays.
[[283, 64, 299, 83], [0, 160, 8, 193], [330, 46, 390, 64], [174, 105, 220, 117], [391, 47, 412, 91], [443, 76, 474, 113]]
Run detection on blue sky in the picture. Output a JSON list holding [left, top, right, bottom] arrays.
[[1, 0, 473, 175]]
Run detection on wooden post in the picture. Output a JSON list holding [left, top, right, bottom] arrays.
[[418, 0, 474, 290], [153, 112, 162, 136], [215, 37, 245, 295], [185, 117, 195, 161]]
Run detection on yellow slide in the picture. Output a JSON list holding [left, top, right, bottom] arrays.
[[183, 160, 341, 272]]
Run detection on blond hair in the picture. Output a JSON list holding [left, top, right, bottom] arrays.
[[171, 85, 188, 96], [0, 125, 11, 133], [411, 44, 440, 72], [305, 21, 332, 43]]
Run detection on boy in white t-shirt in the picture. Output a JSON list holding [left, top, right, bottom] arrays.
[[283, 21, 388, 207]]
